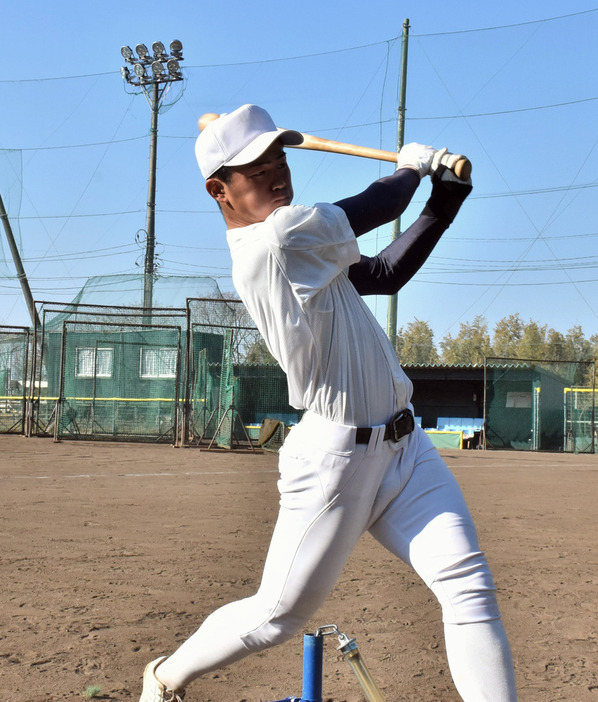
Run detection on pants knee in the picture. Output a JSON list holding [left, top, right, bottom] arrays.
[[240, 608, 310, 652], [430, 553, 501, 624]]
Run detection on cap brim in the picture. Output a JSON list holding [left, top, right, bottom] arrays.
[[225, 128, 304, 168]]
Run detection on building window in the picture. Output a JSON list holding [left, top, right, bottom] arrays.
[[75, 347, 114, 378], [139, 347, 177, 378]]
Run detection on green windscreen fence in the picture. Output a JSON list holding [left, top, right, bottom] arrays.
[[484, 358, 595, 453], [27, 298, 300, 447], [564, 387, 597, 453], [31, 303, 187, 443], [185, 298, 301, 449], [0, 326, 29, 434], [16, 303, 598, 453], [54, 322, 183, 442]]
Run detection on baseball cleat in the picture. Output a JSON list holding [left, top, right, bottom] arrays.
[[139, 656, 185, 702]]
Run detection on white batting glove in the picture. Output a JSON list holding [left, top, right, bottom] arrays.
[[396, 142, 436, 178], [432, 148, 472, 186], [430, 147, 469, 179]]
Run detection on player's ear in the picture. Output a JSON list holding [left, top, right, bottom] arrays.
[[206, 177, 227, 203]]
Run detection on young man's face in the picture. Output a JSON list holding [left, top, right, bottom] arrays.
[[207, 140, 294, 229]]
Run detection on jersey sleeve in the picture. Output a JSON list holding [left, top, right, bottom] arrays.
[[266, 203, 361, 302]]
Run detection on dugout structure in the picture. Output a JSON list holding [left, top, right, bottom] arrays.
[[0, 325, 30, 434], [484, 357, 596, 453]]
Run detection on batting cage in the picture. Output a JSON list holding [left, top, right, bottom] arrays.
[[484, 357, 596, 453], [0, 325, 30, 434], [29, 302, 186, 443], [25, 296, 299, 448]]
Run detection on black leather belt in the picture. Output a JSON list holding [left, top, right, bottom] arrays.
[[355, 409, 415, 444]]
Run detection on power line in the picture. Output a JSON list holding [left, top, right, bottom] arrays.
[[13, 180, 597, 222], [412, 8, 598, 36], [10, 94, 596, 152], [414, 277, 598, 287], [405, 96, 598, 121], [2, 8, 596, 83], [17, 210, 144, 219], [469, 181, 598, 199], [17, 135, 148, 151], [451, 231, 598, 243], [22, 244, 138, 263]]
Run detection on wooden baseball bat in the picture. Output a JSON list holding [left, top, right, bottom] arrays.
[[198, 113, 472, 181]]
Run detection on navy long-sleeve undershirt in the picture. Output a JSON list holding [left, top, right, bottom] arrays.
[[334, 168, 472, 296]]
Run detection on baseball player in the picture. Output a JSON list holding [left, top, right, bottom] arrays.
[[139, 104, 517, 701]]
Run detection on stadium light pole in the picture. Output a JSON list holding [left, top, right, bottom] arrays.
[[120, 40, 184, 321]]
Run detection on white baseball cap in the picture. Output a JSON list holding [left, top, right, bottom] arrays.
[[195, 104, 304, 178]]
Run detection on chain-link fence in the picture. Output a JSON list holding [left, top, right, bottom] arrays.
[[184, 298, 300, 449], [484, 357, 596, 452], [564, 386, 597, 453], [29, 302, 186, 443], [0, 325, 30, 434], [16, 305, 597, 453]]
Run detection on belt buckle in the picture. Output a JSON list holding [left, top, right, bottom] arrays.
[[390, 409, 414, 442]]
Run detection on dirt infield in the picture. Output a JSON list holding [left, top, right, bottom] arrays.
[[1, 435, 596, 701]]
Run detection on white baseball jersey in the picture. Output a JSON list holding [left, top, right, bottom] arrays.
[[226, 203, 413, 427]]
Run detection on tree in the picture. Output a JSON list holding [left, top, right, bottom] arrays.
[[440, 315, 492, 365], [394, 326, 405, 363], [517, 320, 548, 359], [398, 319, 439, 365], [492, 314, 524, 358], [245, 338, 276, 364], [545, 328, 568, 361], [565, 325, 592, 361], [564, 326, 594, 386]]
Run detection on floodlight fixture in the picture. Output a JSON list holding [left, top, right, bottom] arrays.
[[121, 45, 134, 62], [152, 41, 167, 59], [166, 58, 181, 78], [121, 39, 184, 86], [169, 39, 183, 58], [151, 60, 165, 78], [136, 43, 150, 60]]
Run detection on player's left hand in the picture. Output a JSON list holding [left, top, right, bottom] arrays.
[[433, 159, 472, 188], [424, 163, 473, 224]]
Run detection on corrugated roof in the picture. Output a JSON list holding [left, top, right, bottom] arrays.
[[401, 362, 533, 369]]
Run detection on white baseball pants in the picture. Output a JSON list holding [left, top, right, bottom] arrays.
[[157, 411, 516, 699]]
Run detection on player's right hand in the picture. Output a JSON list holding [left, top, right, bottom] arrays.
[[396, 142, 436, 178]]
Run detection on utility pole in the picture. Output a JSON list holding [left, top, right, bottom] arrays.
[[0, 191, 40, 328], [120, 40, 184, 322], [386, 18, 410, 349], [144, 80, 159, 319]]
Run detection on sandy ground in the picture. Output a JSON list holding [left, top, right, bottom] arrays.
[[0, 435, 596, 701]]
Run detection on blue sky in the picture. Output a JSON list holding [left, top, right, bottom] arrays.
[[1, 1, 597, 345]]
